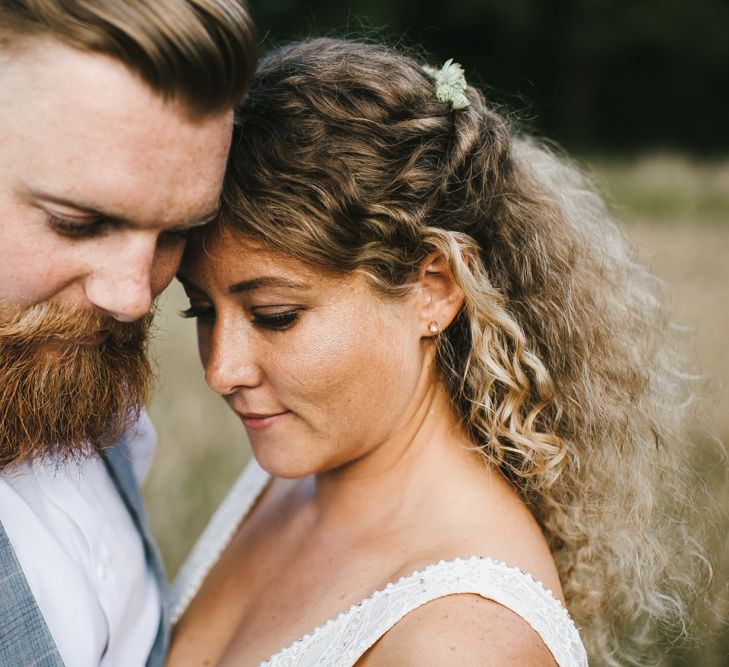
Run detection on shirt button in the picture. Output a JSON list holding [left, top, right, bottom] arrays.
[[97, 562, 108, 583]]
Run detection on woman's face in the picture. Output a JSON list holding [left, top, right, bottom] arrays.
[[179, 230, 433, 478]]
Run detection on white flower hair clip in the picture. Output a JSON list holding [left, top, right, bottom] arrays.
[[422, 58, 470, 110]]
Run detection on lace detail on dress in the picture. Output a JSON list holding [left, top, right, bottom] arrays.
[[170, 459, 270, 623], [259, 556, 588, 667]]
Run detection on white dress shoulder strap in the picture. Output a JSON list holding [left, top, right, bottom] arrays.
[[260, 556, 589, 667], [170, 459, 271, 623]]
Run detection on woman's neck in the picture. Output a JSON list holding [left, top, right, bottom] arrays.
[[299, 381, 491, 537]]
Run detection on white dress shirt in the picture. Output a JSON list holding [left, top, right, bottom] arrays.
[[0, 412, 161, 666]]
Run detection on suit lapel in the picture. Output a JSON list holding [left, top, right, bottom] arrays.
[[102, 437, 148, 534], [102, 438, 170, 667]]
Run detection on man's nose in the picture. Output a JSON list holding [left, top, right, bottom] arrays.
[[83, 234, 158, 322]]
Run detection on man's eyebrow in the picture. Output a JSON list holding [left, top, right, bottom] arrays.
[[29, 189, 219, 229], [228, 277, 310, 294], [30, 191, 122, 221]]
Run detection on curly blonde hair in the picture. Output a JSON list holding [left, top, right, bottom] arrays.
[[219, 38, 712, 664]]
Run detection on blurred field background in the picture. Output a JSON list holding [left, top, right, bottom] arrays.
[[142, 0, 728, 662]]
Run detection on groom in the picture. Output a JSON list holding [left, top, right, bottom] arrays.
[[0, 1, 255, 665]]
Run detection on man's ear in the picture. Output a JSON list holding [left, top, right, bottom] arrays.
[[418, 250, 465, 337]]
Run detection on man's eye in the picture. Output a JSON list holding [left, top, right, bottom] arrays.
[[251, 311, 300, 330], [49, 215, 109, 238]]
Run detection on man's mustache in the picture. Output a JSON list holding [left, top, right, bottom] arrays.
[[0, 301, 149, 347]]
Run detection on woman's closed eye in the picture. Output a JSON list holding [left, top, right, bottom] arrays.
[[180, 306, 301, 331], [251, 310, 300, 331]]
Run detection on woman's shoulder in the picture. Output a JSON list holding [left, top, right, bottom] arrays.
[[351, 556, 585, 667], [357, 591, 558, 666], [358, 556, 585, 666]]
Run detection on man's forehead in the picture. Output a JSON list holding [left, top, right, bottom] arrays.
[[0, 38, 233, 152], [1, 40, 232, 231]]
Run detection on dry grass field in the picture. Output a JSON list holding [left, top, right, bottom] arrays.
[[142, 154, 729, 662]]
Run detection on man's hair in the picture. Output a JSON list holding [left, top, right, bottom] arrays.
[[0, 0, 257, 117]]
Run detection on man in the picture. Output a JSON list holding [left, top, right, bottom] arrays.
[[0, 2, 256, 665]]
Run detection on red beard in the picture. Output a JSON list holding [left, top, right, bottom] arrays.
[[0, 301, 153, 468]]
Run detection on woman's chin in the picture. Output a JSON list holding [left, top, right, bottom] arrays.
[[249, 445, 320, 480]]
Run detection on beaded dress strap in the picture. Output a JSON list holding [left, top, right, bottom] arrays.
[[260, 556, 589, 667], [170, 459, 271, 623]]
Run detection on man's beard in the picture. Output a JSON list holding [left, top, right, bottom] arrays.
[[0, 301, 153, 468]]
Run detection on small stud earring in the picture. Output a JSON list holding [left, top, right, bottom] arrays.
[[428, 321, 440, 335]]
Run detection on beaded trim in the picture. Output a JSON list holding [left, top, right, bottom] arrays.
[[260, 555, 587, 666]]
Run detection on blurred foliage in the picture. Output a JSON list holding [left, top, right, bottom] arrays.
[[588, 153, 729, 225], [247, 0, 729, 154]]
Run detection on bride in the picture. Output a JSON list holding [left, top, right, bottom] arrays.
[[167, 38, 706, 666]]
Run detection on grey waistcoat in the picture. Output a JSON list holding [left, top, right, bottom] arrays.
[[0, 438, 169, 667]]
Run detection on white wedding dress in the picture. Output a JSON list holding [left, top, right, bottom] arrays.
[[171, 460, 589, 666]]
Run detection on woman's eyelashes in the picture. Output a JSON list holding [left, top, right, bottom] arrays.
[[180, 304, 215, 321], [251, 310, 300, 330], [180, 305, 301, 331]]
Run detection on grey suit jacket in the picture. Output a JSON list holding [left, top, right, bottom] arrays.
[[0, 438, 169, 667]]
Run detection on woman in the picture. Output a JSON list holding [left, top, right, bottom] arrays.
[[168, 39, 708, 666]]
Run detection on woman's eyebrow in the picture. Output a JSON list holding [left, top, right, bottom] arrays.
[[228, 277, 310, 294]]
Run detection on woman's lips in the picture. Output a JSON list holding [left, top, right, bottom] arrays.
[[236, 411, 290, 431]]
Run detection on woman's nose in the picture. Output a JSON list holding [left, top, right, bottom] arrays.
[[203, 323, 263, 395]]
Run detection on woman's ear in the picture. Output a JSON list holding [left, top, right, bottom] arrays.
[[418, 250, 465, 336]]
